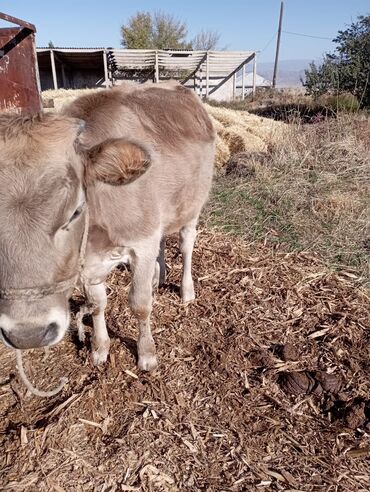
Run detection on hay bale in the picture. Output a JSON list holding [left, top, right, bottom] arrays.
[[205, 104, 286, 168], [221, 125, 267, 154], [214, 135, 230, 168]]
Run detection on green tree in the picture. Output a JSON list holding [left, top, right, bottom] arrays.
[[120, 12, 152, 49], [121, 11, 191, 49], [48, 40, 55, 48], [304, 14, 370, 107]]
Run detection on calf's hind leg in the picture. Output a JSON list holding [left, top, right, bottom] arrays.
[[179, 219, 197, 303], [129, 243, 159, 371], [152, 237, 166, 288]]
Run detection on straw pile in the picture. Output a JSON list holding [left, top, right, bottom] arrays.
[[41, 89, 286, 169], [1, 231, 369, 491], [205, 105, 286, 168], [42, 88, 103, 111]]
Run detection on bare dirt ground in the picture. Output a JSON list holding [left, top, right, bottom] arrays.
[[1, 231, 370, 491]]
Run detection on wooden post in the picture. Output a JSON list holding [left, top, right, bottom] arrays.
[[206, 51, 210, 98], [155, 50, 159, 83], [241, 63, 246, 100], [252, 54, 257, 98], [103, 50, 110, 87], [50, 49, 58, 90], [233, 73, 236, 100], [273, 1, 284, 88], [61, 63, 66, 88]]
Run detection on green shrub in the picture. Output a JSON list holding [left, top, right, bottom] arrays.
[[319, 93, 361, 112], [304, 15, 370, 108]]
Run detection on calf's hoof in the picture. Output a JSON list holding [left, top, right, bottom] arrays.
[[92, 339, 110, 366], [138, 353, 158, 372], [180, 284, 195, 303]]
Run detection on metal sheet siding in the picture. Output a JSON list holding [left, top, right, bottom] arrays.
[[0, 27, 41, 113]]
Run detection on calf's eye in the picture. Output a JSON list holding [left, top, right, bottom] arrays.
[[61, 204, 85, 231], [70, 204, 84, 222]]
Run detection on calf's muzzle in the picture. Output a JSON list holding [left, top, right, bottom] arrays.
[[0, 321, 61, 349]]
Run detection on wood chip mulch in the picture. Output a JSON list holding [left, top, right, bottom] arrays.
[[1, 231, 370, 491]]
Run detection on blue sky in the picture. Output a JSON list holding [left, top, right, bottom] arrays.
[[1, 0, 369, 63]]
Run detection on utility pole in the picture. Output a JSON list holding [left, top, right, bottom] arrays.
[[272, 1, 284, 88]]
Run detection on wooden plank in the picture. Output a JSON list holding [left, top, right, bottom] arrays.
[[242, 63, 245, 100], [61, 63, 66, 87], [181, 52, 207, 85], [199, 68, 203, 97], [53, 52, 70, 88], [154, 50, 159, 83], [50, 49, 58, 89], [103, 50, 110, 87], [206, 51, 209, 97], [252, 53, 257, 98], [208, 53, 255, 96]]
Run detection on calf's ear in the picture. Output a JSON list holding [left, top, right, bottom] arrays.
[[85, 138, 151, 186]]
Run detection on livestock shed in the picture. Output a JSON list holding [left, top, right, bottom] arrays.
[[37, 48, 111, 90], [37, 48, 263, 100]]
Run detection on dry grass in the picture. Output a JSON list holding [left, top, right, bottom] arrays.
[[206, 87, 310, 112], [1, 231, 370, 491], [204, 114, 370, 284], [206, 89, 362, 125]]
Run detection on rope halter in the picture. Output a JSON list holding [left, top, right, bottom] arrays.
[[0, 207, 89, 301], [0, 207, 90, 397]]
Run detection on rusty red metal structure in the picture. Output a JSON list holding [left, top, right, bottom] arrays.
[[0, 12, 41, 113]]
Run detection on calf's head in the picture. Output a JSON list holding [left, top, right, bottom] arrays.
[[0, 113, 150, 350]]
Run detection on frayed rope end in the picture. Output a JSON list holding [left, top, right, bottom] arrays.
[[15, 349, 68, 398]]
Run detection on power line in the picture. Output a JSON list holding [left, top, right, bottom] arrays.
[[283, 30, 333, 41], [260, 31, 277, 53]]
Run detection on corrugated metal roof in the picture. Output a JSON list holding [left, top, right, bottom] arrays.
[[110, 49, 256, 75], [37, 48, 106, 70], [37, 47, 105, 50]]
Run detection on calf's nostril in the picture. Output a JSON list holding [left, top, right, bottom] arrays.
[[43, 322, 60, 344]]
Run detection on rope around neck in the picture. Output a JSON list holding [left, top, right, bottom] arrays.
[[10, 207, 90, 397]]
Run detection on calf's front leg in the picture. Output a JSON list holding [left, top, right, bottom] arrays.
[[129, 249, 158, 371], [84, 282, 110, 365]]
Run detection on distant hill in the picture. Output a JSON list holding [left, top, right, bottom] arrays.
[[258, 59, 317, 87]]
